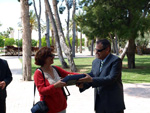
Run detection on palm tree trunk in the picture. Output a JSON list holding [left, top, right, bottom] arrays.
[[20, 0, 31, 81]]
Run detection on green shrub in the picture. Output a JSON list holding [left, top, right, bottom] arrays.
[[5, 38, 15, 46], [15, 39, 22, 47], [78, 38, 85, 46], [0, 38, 4, 47], [37, 36, 53, 47], [32, 39, 37, 47], [65, 37, 72, 46], [41, 37, 47, 47]]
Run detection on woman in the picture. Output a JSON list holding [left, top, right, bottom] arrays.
[[34, 47, 79, 113]]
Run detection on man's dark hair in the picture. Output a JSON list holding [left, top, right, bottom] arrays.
[[96, 39, 111, 51]]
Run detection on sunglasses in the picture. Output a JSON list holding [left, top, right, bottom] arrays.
[[95, 48, 106, 52]]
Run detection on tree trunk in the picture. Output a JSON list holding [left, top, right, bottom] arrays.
[[109, 33, 116, 53], [114, 33, 119, 55], [51, 28, 56, 52], [75, 31, 78, 53], [51, 0, 77, 71], [72, 0, 76, 57], [33, 0, 42, 48], [20, 0, 31, 81], [126, 39, 136, 68], [44, 0, 69, 69], [85, 36, 88, 48], [80, 32, 82, 53], [65, 0, 72, 49], [51, 29, 55, 46], [91, 39, 94, 56], [120, 41, 129, 60], [45, 9, 50, 47]]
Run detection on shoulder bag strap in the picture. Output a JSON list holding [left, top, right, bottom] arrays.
[[52, 66, 70, 98], [33, 68, 46, 105]]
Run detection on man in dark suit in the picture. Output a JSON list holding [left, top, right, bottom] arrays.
[[78, 39, 125, 113], [0, 58, 12, 113]]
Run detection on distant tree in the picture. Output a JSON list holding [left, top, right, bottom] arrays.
[[0, 27, 14, 38]]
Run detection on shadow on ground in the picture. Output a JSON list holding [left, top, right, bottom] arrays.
[[124, 86, 150, 98]]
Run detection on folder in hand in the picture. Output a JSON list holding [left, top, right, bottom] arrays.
[[62, 74, 86, 86]]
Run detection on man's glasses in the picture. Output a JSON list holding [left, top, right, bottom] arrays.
[[95, 48, 106, 52]]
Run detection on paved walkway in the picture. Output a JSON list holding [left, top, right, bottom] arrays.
[[1, 55, 150, 113]]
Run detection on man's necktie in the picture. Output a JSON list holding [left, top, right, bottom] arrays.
[[100, 61, 103, 72], [97, 61, 104, 94]]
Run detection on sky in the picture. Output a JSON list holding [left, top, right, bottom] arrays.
[[0, 0, 67, 40], [0, 0, 21, 39]]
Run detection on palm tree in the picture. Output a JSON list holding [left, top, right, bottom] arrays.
[[18, 10, 38, 37], [29, 10, 37, 35]]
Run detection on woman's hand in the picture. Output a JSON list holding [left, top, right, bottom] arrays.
[[54, 80, 66, 88]]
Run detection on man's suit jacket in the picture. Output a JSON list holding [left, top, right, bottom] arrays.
[[80, 54, 125, 112], [0, 58, 12, 100]]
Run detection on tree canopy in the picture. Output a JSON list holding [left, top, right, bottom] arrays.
[[75, 0, 150, 68], [75, 0, 150, 39]]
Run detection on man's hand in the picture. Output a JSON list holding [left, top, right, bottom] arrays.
[[77, 74, 93, 83], [76, 83, 84, 88], [0, 81, 6, 90]]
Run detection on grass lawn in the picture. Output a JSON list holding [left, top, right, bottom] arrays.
[[31, 54, 150, 83], [122, 55, 150, 83]]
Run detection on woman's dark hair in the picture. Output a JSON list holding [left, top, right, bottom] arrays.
[[35, 47, 54, 66], [96, 39, 111, 51]]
